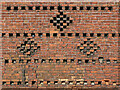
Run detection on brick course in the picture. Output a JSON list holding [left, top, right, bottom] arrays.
[[1, 2, 120, 89]]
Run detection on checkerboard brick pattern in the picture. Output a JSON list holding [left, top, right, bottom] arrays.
[[1, 2, 120, 89]]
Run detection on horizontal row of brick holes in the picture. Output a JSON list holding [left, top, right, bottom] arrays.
[[2, 80, 117, 86], [2, 33, 119, 38], [6, 6, 113, 11], [4, 59, 118, 64]]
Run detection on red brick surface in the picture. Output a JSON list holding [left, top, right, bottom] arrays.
[[1, 2, 120, 89]]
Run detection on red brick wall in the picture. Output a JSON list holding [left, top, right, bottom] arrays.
[[1, 2, 120, 89]]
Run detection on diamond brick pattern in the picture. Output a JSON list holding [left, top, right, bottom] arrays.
[[50, 11, 73, 31], [1, 2, 119, 89], [77, 38, 100, 57], [17, 38, 40, 56]]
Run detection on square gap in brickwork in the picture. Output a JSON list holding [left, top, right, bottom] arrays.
[[2, 33, 5, 37]]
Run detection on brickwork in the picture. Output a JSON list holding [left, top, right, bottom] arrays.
[[1, 2, 120, 89]]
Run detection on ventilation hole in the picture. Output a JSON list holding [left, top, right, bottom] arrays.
[[84, 41, 87, 44], [17, 81, 21, 85], [68, 33, 72, 37], [24, 33, 28, 37], [5, 60, 9, 64], [21, 6, 26, 10], [19, 59, 23, 63], [53, 33, 57, 37], [41, 59, 46, 63], [12, 60, 16, 64], [40, 81, 43, 84], [60, 12, 63, 15], [49, 59, 53, 63], [31, 33, 35, 37], [70, 59, 74, 63], [91, 81, 95, 85], [75, 33, 79, 37], [104, 80, 109, 82], [56, 59, 60, 63], [61, 81, 65, 85], [32, 81, 36, 85], [98, 57, 104, 63], [90, 41, 93, 44], [2, 33, 5, 37], [38, 33, 42, 37], [60, 28, 63, 31], [50, 6, 54, 10], [43, 6, 47, 10], [37, 46, 40, 49], [85, 60, 89, 63], [54, 81, 58, 85], [112, 33, 116, 37], [10, 81, 14, 85], [87, 43, 90, 46], [108, 6, 112, 10], [92, 60, 96, 64], [83, 33, 87, 37], [27, 60, 31, 63], [87, 38, 90, 40], [58, 6, 62, 10], [28, 38, 31, 40], [72, 6, 77, 10], [34, 59, 38, 63], [90, 33, 94, 37], [98, 81, 102, 85], [94, 44, 97, 47], [57, 15, 60, 18], [68, 81, 73, 85], [60, 23, 63, 26], [47, 81, 50, 84], [61, 33, 65, 36], [104, 33, 108, 38], [76, 81, 80, 85], [63, 59, 67, 63], [2, 82, 6, 85], [66, 17, 69, 21], [9, 33, 13, 37], [87, 6, 91, 10], [90, 52, 94, 56], [94, 7, 98, 10], [62, 26, 66, 29], [113, 60, 117, 63], [106, 59, 110, 64], [70, 20, 72, 23], [84, 81, 87, 85], [28, 6, 33, 10], [77, 46, 80, 49], [16, 33, 20, 37], [7, 6, 11, 10], [46, 33, 50, 37], [101, 7, 105, 10], [36, 6, 40, 10], [78, 59, 82, 64], [25, 82, 28, 85], [113, 82, 116, 85], [97, 33, 101, 37], [57, 20, 60, 23], [65, 6, 69, 10], [14, 6, 18, 10], [80, 49, 83, 52], [80, 6, 84, 10], [83, 51, 87, 54]]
